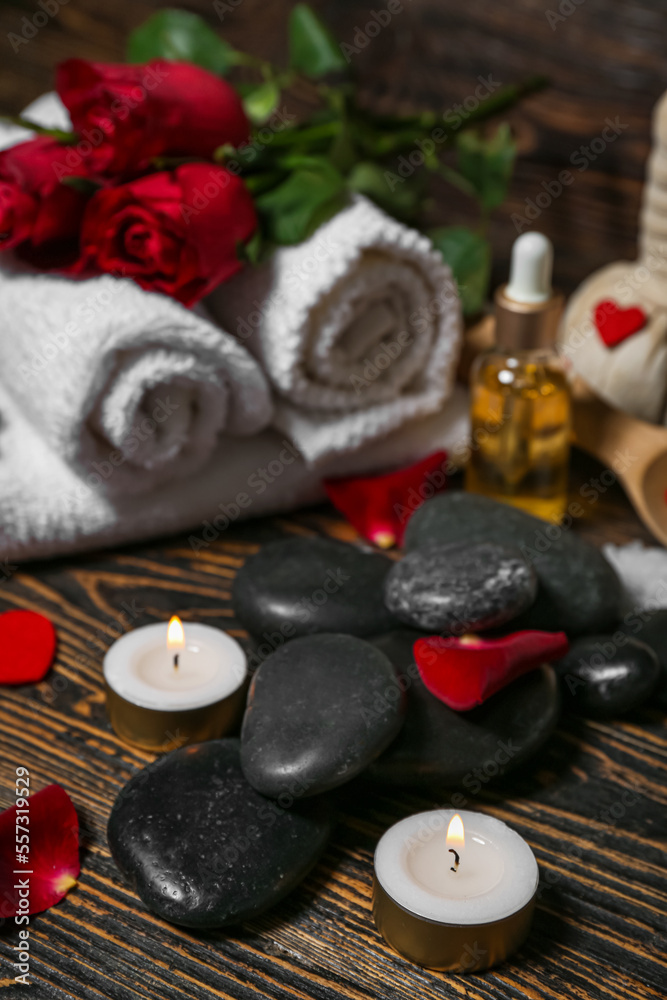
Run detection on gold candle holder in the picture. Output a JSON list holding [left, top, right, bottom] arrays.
[[104, 620, 248, 751], [373, 810, 539, 972]]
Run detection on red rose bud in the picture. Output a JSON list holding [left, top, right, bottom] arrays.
[[0, 136, 88, 253], [0, 784, 79, 919], [414, 630, 569, 711], [324, 451, 448, 548], [74, 163, 257, 305], [0, 610, 57, 685], [56, 59, 251, 176]]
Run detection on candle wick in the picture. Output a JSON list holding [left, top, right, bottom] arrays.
[[173, 653, 179, 669], [448, 848, 460, 872]]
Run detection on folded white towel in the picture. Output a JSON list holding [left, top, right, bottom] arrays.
[[0, 382, 469, 561], [208, 196, 463, 465], [0, 96, 273, 495]]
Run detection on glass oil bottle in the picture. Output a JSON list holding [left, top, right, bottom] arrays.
[[465, 232, 571, 522]]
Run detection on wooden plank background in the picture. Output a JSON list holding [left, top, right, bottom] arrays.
[[2, 0, 666, 292], [0, 456, 666, 999]]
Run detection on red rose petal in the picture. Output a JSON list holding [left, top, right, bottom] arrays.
[[0, 610, 56, 685], [324, 450, 448, 548], [414, 630, 569, 711], [0, 784, 79, 918], [594, 299, 647, 348]]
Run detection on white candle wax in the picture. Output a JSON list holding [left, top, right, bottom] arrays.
[[103, 621, 247, 749], [104, 621, 246, 711], [373, 809, 539, 971]]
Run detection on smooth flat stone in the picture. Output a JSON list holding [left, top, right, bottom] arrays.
[[241, 633, 405, 798], [365, 631, 561, 788], [553, 634, 660, 718], [107, 739, 331, 928], [620, 609, 667, 709], [404, 492, 622, 636], [232, 537, 397, 641], [384, 541, 536, 632]]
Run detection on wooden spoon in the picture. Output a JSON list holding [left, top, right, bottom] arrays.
[[573, 392, 667, 545]]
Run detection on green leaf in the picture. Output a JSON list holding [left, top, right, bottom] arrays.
[[243, 81, 280, 125], [456, 123, 517, 213], [288, 3, 347, 77], [429, 226, 491, 316], [60, 177, 103, 195], [346, 162, 422, 222], [256, 158, 346, 244], [127, 9, 237, 75]]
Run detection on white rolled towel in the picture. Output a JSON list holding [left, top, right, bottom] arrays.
[[0, 97, 273, 495], [208, 196, 462, 464]]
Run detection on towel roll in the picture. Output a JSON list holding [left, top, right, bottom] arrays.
[[0, 95, 273, 494], [0, 268, 273, 493], [208, 196, 462, 464]]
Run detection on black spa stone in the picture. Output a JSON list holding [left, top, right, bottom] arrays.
[[404, 492, 622, 636], [383, 541, 536, 632], [365, 631, 561, 788], [619, 609, 667, 709], [241, 633, 405, 798], [107, 739, 332, 928], [553, 634, 661, 718], [232, 537, 397, 640]]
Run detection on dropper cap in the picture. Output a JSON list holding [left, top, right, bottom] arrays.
[[494, 232, 563, 349]]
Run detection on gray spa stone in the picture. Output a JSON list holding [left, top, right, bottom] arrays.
[[553, 634, 661, 718], [365, 630, 561, 788], [232, 537, 397, 640], [107, 739, 332, 928], [383, 541, 537, 633], [241, 633, 405, 798], [404, 492, 622, 636]]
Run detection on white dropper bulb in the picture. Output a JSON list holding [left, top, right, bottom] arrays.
[[505, 232, 553, 305]]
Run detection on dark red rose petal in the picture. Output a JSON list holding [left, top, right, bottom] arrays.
[[0, 610, 56, 685], [414, 630, 569, 711], [0, 784, 79, 918], [324, 450, 448, 548], [594, 299, 647, 348]]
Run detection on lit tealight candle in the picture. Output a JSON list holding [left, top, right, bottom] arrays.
[[104, 616, 248, 751], [373, 809, 539, 972]]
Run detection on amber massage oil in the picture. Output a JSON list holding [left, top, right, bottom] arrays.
[[465, 233, 571, 522]]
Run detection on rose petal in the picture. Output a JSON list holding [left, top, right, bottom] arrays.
[[0, 784, 79, 918], [414, 630, 569, 710], [0, 610, 56, 685], [324, 451, 448, 548]]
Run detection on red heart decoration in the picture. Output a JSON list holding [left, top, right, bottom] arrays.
[[0, 610, 57, 684], [594, 299, 647, 348]]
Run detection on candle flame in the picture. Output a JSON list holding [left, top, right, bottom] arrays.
[[446, 813, 465, 850], [167, 615, 185, 650]]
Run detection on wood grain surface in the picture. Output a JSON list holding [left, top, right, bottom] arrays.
[[0, 452, 665, 1000], [1, 0, 666, 292]]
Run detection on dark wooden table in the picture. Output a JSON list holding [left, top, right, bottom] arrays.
[[0, 450, 665, 1000]]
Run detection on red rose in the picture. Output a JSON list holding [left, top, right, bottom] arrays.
[[75, 163, 257, 305], [0, 136, 88, 255], [56, 59, 251, 177]]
